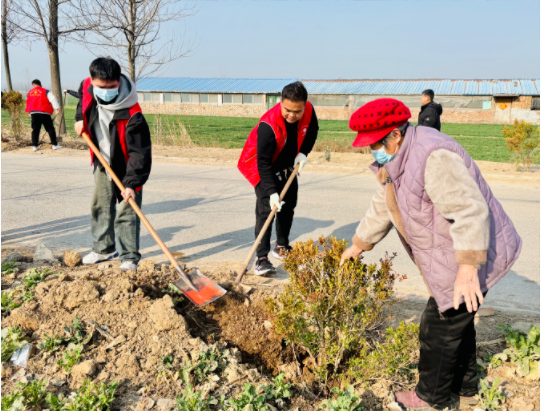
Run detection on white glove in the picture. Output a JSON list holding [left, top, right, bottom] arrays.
[[294, 152, 308, 173], [270, 193, 285, 212]]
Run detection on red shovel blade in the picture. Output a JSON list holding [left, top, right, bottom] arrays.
[[170, 268, 227, 307]]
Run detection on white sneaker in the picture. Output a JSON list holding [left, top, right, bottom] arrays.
[[119, 261, 138, 271], [33, 146, 39, 152], [82, 251, 118, 265], [52, 145, 63, 150]]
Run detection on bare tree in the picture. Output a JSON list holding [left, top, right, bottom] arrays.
[[73, 0, 197, 82], [1, 0, 25, 91], [10, 0, 95, 133]]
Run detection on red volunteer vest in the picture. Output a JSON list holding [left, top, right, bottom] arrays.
[[25, 86, 54, 114], [238, 101, 313, 187], [81, 76, 143, 191]]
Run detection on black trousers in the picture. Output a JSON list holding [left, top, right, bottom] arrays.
[[31, 113, 57, 146], [254, 170, 298, 258], [415, 295, 485, 409]]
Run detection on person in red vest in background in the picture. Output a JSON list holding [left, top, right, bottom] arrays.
[[25, 79, 62, 152], [238, 82, 319, 275], [73, 57, 152, 271]]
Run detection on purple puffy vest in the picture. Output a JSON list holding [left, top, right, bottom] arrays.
[[378, 125, 522, 311]]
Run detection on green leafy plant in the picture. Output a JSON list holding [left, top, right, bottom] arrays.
[[495, 324, 540, 377], [261, 372, 294, 404], [1, 90, 24, 140], [57, 344, 83, 374], [15, 379, 49, 409], [22, 268, 52, 291], [1, 390, 25, 411], [176, 384, 217, 411], [63, 379, 118, 411], [221, 383, 269, 411], [476, 378, 506, 411], [22, 292, 35, 303], [318, 386, 364, 411], [1, 290, 21, 313], [502, 119, 540, 171], [1, 262, 19, 277], [347, 322, 420, 386], [38, 333, 65, 352], [267, 237, 400, 382], [1, 326, 28, 362], [45, 392, 68, 411], [64, 317, 92, 345], [180, 347, 229, 385]]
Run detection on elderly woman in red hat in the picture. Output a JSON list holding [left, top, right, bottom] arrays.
[[341, 98, 522, 410]]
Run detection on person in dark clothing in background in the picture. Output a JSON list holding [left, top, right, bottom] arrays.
[[418, 89, 443, 131], [74, 57, 152, 271], [238, 82, 319, 275], [25, 79, 62, 151]]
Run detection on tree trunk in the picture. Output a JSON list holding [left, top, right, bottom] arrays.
[[128, 0, 136, 82], [2, 35, 12, 91], [2, 0, 12, 91], [47, 0, 65, 134]]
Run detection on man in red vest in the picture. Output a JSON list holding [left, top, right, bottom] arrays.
[[73, 57, 152, 271], [25, 79, 62, 152], [238, 82, 319, 275]]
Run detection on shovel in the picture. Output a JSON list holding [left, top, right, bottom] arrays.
[[81, 131, 226, 307], [235, 163, 300, 284]]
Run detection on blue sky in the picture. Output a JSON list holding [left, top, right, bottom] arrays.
[[2, 0, 539, 90]]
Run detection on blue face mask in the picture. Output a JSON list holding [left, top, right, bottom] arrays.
[[371, 146, 396, 165], [94, 87, 119, 102]]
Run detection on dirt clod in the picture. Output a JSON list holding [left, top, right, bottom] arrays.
[[149, 295, 189, 332], [63, 250, 82, 267], [72, 360, 98, 383]]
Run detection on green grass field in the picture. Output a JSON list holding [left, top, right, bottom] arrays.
[[1, 106, 529, 163]]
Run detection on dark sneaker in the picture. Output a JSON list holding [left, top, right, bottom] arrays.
[[272, 244, 292, 260], [254, 256, 275, 276]]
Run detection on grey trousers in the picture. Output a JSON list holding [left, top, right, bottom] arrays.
[[90, 167, 142, 263]]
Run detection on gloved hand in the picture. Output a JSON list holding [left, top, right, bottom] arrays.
[[294, 152, 308, 173], [270, 193, 285, 212]]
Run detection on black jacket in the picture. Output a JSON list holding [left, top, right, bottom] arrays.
[[418, 102, 443, 131], [257, 111, 319, 195], [75, 80, 152, 201]]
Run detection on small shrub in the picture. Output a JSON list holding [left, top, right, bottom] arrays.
[[15, 379, 49, 409], [45, 392, 68, 411], [476, 378, 506, 411], [1, 290, 21, 314], [1, 262, 19, 277], [180, 347, 229, 385], [64, 317, 92, 345], [22, 292, 34, 303], [1, 326, 28, 362], [38, 333, 65, 352], [22, 268, 52, 291], [63, 378, 118, 411], [347, 322, 420, 386], [57, 343, 83, 374], [1, 390, 24, 411], [267, 236, 400, 382], [317, 386, 364, 411], [221, 383, 269, 411], [502, 119, 540, 171], [1, 90, 24, 140], [496, 324, 540, 377], [261, 372, 294, 404], [176, 384, 217, 411]]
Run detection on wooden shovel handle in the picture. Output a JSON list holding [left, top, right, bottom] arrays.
[[235, 163, 301, 284], [81, 131, 180, 269]]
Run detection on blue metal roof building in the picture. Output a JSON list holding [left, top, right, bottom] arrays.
[[137, 77, 539, 96]]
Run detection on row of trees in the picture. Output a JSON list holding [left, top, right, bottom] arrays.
[[1, 0, 196, 132]]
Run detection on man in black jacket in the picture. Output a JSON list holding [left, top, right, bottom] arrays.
[[74, 57, 152, 271], [418, 89, 443, 131], [239, 82, 318, 275]]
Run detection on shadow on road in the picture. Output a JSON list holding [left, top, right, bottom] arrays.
[[142, 217, 335, 261], [1, 215, 90, 244]]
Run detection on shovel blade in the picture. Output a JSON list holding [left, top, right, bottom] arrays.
[[171, 268, 227, 307]]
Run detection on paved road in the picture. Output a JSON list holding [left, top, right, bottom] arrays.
[[2, 153, 539, 314]]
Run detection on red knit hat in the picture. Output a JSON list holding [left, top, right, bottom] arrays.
[[349, 98, 411, 147]]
